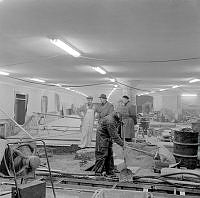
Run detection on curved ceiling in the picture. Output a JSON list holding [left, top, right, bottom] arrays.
[[0, 0, 200, 96]]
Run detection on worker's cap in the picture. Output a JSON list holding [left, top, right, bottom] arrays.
[[86, 96, 93, 100], [99, 94, 107, 99], [122, 95, 129, 100]]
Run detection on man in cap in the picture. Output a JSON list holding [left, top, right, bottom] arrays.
[[78, 96, 95, 148], [96, 94, 114, 122], [121, 95, 137, 142], [92, 111, 126, 176]]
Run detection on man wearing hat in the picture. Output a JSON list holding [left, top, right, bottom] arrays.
[[78, 96, 95, 148], [96, 94, 114, 122], [121, 95, 137, 142]]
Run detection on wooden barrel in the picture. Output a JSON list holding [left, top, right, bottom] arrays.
[[192, 120, 200, 160], [173, 129, 198, 169]]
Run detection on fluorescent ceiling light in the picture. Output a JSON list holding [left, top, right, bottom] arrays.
[[30, 78, 45, 83], [0, 71, 9, 76], [189, 79, 200, 83], [65, 87, 87, 97], [108, 88, 117, 99], [181, 93, 197, 97], [110, 78, 115, 82], [172, 85, 181, 89], [54, 83, 62, 87], [142, 92, 149, 95], [92, 67, 106, 75], [159, 88, 167, 92], [50, 39, 80, 57]]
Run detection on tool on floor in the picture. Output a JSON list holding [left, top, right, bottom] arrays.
[[126, 145, 155, 157], [119, 122, 133, 182]]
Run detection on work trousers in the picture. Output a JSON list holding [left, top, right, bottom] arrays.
[[92, 141, 114, 174]]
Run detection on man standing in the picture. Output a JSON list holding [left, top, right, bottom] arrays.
[[121, 95, 137, 142], [96, 94, 114, 122], [92, 112, 124, 176], [78, 96, 95, 148]]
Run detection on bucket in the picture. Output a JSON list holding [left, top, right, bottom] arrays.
[[173, 128, 198, 169], [192, 120, 200, 160]]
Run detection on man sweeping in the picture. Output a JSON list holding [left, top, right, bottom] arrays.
[[92, 112, 128, 176]]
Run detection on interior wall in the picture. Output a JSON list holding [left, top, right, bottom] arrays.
[[153, 95, 163, 111], [0, 82, 86, 120], [162, 95, 178, 112], [0, 84, 15, 119]]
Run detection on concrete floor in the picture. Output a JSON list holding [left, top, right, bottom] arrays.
[[1, 118, 191, 197]]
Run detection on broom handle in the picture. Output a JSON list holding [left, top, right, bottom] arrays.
[[122, 122, 127, 167], [126, 145, 154, 157]]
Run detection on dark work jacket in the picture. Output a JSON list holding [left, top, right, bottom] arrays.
[[96, 114, 124, 151], [121, 101, 137, 138], [96, 101, 114, 122]]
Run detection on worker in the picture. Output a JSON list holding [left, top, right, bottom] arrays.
[[78, 96, 95, 148], [92, 112, 127, 176], [96, 94, 114, 122], [121, 95, 137, 142], [116, 99, 126, 138]]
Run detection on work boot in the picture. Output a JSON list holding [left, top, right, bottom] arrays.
[[106, 170, 117, 177], [95, 172, 103, 176]]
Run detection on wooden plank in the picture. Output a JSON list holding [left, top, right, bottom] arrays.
[[60, 177, 200, 196]]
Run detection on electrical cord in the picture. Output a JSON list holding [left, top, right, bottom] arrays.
[[0, 54, 63, 68], [117, 81, 149, 92], [5, 75, 150, 92], [80, 55, 200, 63]]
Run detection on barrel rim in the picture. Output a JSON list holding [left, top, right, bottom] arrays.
[[173, 153, 198, 158], [173, 141, 199, 146]]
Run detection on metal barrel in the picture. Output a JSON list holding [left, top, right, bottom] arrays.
[[192, 120, 200, 160], [173, 129, 198, 169]]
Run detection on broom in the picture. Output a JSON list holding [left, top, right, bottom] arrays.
[[119, 121, 133, 182]]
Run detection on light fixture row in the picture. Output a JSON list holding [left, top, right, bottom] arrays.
[[50, 39, 80, 57], [138, 83, 199, 97], [50, 38, 119, 89], [108, 87, 117, 100], [2, 37, 200, 98]]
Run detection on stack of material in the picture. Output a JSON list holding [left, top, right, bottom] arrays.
[[92, 189, 152, 198]]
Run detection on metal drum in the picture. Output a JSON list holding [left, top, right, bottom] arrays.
[[192, 120, 200, 160], [173, 128, 198, 169]]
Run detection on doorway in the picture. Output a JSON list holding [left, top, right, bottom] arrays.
[[14, 93, 28, 125]]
